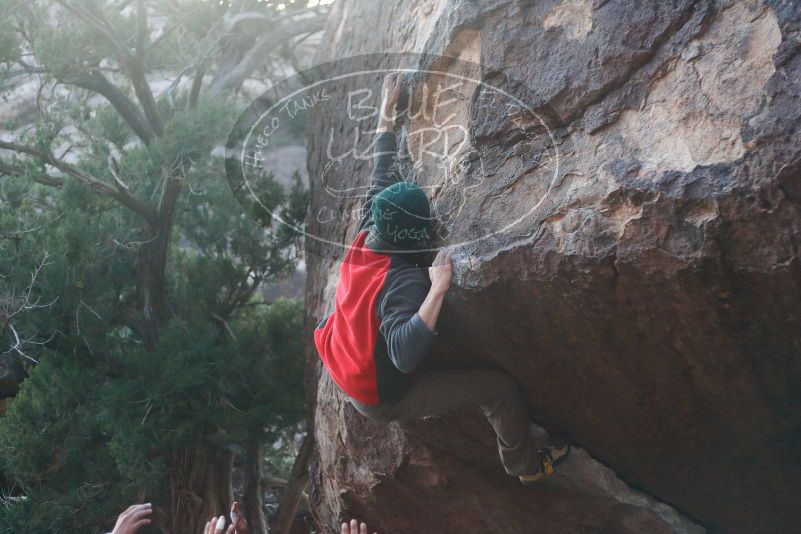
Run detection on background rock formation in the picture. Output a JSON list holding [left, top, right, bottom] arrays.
[[303, 1, 801, 532]]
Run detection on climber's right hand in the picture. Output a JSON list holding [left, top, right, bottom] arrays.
[[429, 249, 453, 295]]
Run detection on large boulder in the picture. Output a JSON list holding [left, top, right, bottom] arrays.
[[302, 1, 801, 532]]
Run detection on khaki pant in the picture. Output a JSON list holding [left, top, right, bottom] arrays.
[[349, 368, 541, 477]]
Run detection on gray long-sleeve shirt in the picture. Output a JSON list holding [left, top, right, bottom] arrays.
[[362, 132, 437, 376], [314, 131, 438, 404]]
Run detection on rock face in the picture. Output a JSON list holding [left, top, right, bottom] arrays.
[[303, 1, 801, 533]]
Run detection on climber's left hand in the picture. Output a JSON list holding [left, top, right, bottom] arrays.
[[381, 72, 402, 112], [378, 73, 402, 131]]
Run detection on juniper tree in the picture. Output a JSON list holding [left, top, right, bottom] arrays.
[[0, 1, 323, 531]]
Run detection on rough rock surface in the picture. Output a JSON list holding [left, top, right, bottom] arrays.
[[303, 1, 801, 533]]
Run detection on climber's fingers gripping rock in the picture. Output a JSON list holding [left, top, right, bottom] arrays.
[[381, 73, 402, 108], [429, 249, 453, 295], [379, 73, 402, 125]]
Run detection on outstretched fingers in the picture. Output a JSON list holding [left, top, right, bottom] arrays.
[[381, 73, 402, 108], [382, 72, 400, 91]]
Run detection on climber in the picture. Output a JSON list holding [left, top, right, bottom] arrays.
[[314, 73, 570, 484]]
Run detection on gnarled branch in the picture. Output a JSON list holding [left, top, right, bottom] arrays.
[[55, 0, 165, 136], [207, 13, 327, 95], [68, 71, 155, 144], [0, 141, 157, 224]]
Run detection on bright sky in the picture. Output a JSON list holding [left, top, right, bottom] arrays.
[[207, 0, 335, 7]]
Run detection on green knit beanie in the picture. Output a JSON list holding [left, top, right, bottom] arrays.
[[371, 182, 431, 249]]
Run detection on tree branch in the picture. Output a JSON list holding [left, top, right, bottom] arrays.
[[56, 0, 165, 136], [272, 431, 314, 534], [11, 59, 155, 145], [69, 71, 155, 144], [135, 0, 147, 54], [207, 13, 327, 95], [144, 3, 206, 56], [129, 0, 165, 136], [0, 141, 157, 224], [54, 1, 133, 64], [0, 161, 63, 187], [1, 252, 58, 365], [188, 64, 205, 110]]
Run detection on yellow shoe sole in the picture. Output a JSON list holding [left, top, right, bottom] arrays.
[[519, 441, 571, 485]]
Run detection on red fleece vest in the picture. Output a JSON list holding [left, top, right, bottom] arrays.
[[314, 230, 390, 405]]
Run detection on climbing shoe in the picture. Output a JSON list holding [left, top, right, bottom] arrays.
[[519, 434, 571, 485]]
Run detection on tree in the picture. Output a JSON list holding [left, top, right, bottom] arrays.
[[0, 0, 324, 531]]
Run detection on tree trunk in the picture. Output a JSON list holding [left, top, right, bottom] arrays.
[[167, 443, 234, 534], [242, 436, 268, 534], [271, 432, 314, 534], [135, 172, 183, 349]]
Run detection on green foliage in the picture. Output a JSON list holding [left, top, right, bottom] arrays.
[[34, 20, 105, 78], [0, 0, 316, 529], [91, 105, 133, 150], [0, 154, 308, 531], [0, 297, 305, 533], [0, 151, 307, 530], [0, 356, 134, 534], [0, 21, 18, 63]]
